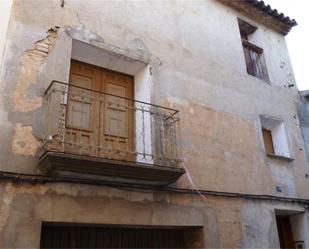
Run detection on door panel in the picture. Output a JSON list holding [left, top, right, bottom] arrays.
[[66, 61, 134, 161], [276, 215, 295, 249], [66, 63, 100, 156], [99, 69, 134, 161], [104, 83, 127, 137]]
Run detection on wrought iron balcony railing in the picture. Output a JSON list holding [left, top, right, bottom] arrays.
[[42, 81, 181, 170]]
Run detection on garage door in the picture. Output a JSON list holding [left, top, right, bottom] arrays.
[[40, 223, 190, 248]]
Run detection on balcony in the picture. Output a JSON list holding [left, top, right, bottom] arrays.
[[38, 81, 184, 186]]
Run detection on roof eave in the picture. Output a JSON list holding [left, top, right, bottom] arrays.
[[218, 0, 297, 36]]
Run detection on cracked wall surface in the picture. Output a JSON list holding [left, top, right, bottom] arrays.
[[0, 181, 307, 248], [0, 25, 58, 173], [0, 181, 219, 248], [11, 123, 40, 156], [12, 28, 57, 112]]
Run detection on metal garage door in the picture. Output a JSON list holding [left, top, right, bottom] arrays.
[[40, 223, 188, 248]]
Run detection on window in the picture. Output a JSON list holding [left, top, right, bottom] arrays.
[[260, 115, 292, 160], [262, 128, 275, 154], [238, 18, 269, 81]]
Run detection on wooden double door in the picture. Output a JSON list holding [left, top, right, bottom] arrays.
[[65, 60, 134, 160]]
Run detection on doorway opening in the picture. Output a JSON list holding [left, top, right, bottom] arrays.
[[275, 210, 307, 249], [276, 215, 295, 248]]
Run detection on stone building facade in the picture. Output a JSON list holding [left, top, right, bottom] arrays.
[[0, 0, 309, 248]]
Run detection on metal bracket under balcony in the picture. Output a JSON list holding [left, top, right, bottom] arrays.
[[39, 81, 184, 186]]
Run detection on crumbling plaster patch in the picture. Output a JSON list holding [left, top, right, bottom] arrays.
[[206, 197, 244, 249], [238, 203, 277, 248], [11, 122, 40, 156], [65, 23, 151, 66], [0, 187, 13, 232], [65, 23, 104, 45], [11, 28, 57, 112], [0, 181, 208, 234], [0, 182, 45, 232]]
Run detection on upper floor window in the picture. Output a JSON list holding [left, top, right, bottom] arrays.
[[260, 115, 293, 161], [238, 18, 269, 81]]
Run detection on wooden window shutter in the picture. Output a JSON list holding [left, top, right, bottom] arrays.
[[262, 128, 275, 154]]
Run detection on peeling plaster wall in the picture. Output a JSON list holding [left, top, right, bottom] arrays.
[[1, 0, 307, 196], [0, 25, 58, 173], [12, 28, 57, 113], [0, 181, 307, 248], [11, 123, 40, 156], [0, 181, 219, 248], [0, 0, 309, 247]]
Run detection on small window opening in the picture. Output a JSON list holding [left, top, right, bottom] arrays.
[[238, 18, 269, 81], [238, 19, 257, 39], [262, 128, 275, 154], [260, 115, 291, 158]]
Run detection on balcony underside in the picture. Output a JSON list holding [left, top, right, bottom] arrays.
[[38, 151, 185, 186]]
